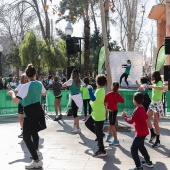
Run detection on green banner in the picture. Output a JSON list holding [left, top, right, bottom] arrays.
[[98, 46, 106, 74], [155, 45, 167, 71]]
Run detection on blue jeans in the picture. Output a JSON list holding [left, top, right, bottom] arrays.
[[131, 136, 150, 167]]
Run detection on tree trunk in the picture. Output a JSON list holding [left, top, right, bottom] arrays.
[[32, 0, 46, 40], [84, 18, 90, 77]]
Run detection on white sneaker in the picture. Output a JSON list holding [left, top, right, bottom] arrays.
[[71, 127, 81, 133], [25, 160, 43, 169], [72, 125, 76, 130]]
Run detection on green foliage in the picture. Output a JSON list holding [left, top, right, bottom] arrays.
[[58, 0, 87, 23], [89, 29, 102, 73], [89, 30, 121, 75], [109, 40, 121, 51], [107, 31, 121, 51], [19, 31, 38, 67], [19, 31, 67, 73], [90, 29, 102, 50], [8, 46, 21, 67]]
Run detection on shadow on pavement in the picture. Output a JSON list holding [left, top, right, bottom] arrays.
[[155, 161, 168, 170], [79, 132, 96, 150], [56, 120, 73, 134], [102, 147, 121, 170], [8, 140, 30, 165]]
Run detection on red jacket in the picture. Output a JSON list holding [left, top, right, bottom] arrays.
[[124, 105, 149, 137], [105, 92, 124, 111]]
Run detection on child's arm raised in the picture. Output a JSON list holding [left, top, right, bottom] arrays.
[[88, 86, 96, 101]]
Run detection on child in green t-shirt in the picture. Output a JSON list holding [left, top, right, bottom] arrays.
[[80, 77, 92, 121], [85, 74, 107, 157]]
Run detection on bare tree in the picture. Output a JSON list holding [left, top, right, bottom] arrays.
[[0, 1, 37, 75], [111, 0, 146, 51]]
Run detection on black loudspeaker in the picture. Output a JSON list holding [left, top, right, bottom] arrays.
[[165, 37, 170, 54], [67, 66, 76, 80], [66, 38, 79, 55], [164, 65, 170, 81], [164, 65, 170, 90]]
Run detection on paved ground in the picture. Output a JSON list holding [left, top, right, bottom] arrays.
[[1, 114, 170, 170]]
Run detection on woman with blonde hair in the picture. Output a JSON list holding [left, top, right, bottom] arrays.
[[52, 76, 63, 121], [7, 73, 28, 138], [16, 74, 28, 137]]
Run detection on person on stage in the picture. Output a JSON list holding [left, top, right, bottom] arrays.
[[119, 60, 131, 88]]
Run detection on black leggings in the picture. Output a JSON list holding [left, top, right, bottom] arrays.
[[71, 100, 78, 118], [120, 73, 129, 86], [83, 99, 91, 117], [23, 117, 39, 160]]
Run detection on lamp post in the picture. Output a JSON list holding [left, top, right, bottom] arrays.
[[0, 44, 3, 76], [65, 22, 73, 68], [65, 22, 73, 37], [65, 22, 73, 80], [38, 55, 41, 75], [65, 22, 83, 75]]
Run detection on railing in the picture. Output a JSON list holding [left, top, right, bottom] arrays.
[[0, 89, 170, 116]]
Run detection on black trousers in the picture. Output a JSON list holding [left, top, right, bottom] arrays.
[[85, 116, 105, 151], [71, 100, 78, 118], [143, 93, 151, 112], [23, 102, 46, 160], [120, 73, 129, 86], [83, 99, 91, 117], [131, 136, 150, 167], [23, 118, 39, 160]]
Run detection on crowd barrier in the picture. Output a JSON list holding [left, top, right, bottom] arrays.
[[0, 89, 170, 117], [0, 90, 18, 116]]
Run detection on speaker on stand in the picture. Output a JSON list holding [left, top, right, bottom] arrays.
[[67, 66, 76, 80], [164, 65, 170, 90]]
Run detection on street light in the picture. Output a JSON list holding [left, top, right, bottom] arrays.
[[65, 22, 73, 80], [38, 55, 41, 75], [65, 22, 73, 37], [0, 43, 3, 76]]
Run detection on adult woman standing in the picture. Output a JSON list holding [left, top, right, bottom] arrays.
[[8, 64, 46, 169], [7, 73, 28, 138], [146, 71, 165, 148], [119, 60, 131, 88], [52, 76, 63, 121], [62, 68, 85, 133]]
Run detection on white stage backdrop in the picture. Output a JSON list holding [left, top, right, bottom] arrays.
[[109, 51, 143, 87]]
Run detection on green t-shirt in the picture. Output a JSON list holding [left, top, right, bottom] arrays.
[[5, 77, 10, 84], [69, 81, 80, 95], [125, 64, 131, 75], [80, 85, 92, 100], [16, 81, 46, 117], [64, 79, 85, 95], [90, 88, 106, 121], [152, 81, 163, 102], [137, 84, 148, 95]]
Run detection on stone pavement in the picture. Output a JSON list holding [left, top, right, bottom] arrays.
[[1, 114, 170, 170]]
